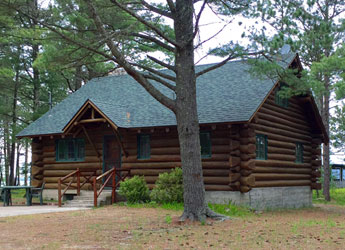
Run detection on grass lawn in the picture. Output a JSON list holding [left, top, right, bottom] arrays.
[[0, 201, 345, 249], [313, 188, 345, 206]]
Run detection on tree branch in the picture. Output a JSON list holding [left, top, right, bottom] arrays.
[[131, 63, 176, 81], [86, 0, 176, 111], [196, 51, 264, 78], [166, 0, 176, 13], [131, 32, 175, 52], [140, 0, 173, 18], [109, 0, 180, 48], [143, 73, 176, 91], [193, 0, 208, 39], [147, 55, 175, 71]]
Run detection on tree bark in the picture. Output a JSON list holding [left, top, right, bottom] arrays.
[[15, 143, 20, 186], [24, 140, 29, 186], [174, 0, 226, 221], [322, 76, 331, 201]]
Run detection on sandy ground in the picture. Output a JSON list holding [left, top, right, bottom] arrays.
[[0, 204, 344, 249]]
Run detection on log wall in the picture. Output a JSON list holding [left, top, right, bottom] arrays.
[[251, 87, 322, 189], [121, 124, 240, 191], [31, 89, 323, 192]]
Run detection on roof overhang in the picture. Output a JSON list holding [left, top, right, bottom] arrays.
[[63, 99, 119, 134]]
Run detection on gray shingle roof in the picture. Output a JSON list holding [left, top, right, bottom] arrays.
[[17, 53, 296, 137]]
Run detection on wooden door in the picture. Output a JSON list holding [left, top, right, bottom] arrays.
[[103, 136, 121, 187]]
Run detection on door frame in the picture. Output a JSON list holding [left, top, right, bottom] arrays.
[[102, 135, 122, 185]]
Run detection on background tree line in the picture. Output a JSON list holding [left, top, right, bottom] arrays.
[[0, 0, 344, 214]]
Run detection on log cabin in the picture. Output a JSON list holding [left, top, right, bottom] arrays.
[[17, 53, 327, 210]]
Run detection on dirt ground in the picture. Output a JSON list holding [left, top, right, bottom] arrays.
[[0, 204, 344, 249]]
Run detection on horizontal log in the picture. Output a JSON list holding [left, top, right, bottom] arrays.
[[43, 156, 100, 164], [267, 153, 297, 162], [230, 140, 240, 151], [262, 101, 307, 121], [229, 166, 240, 172], [45, 176, 90, 183], [240, 169, 252, 176], [239, 137, 256, 144], [229, 181, 240, 189], [229, 156, 241, 167], [253, 166, 311, 174], [35, 174, 43, 180], [229, 173, 241, 182], [312, 160, 321, 166], [311, 171, 321, 178], [258, 112, 310, 132], [265, 98, 305, 116], [240, 144, 256, 154], [31, 166, 43, 176], [44, 170, 101, 177], [32, 154, 42, 163], [240, 175, 255, 186], [44, 183, 93, 190], [255, 159, 311, 168], [253, 173, 310, 181], [240, 128, 255, 138], [256, 130, 310, 145], [258, 118, 311, 138], [252, 123, 311, 142], [123, 153, 229, 163], [240, 185, 251, 193], [312, 148, 321, 155], [254, 180, 311, 187], [31, 179, 43, 188], [259, 106, 310, 128], [240, 153, 256, 161], [241, 159, 255, 170], [230, 149, 240, 156], [311, 182, 322, 190]]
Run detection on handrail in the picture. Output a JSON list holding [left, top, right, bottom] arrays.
[[58, 168, 97, 207], [93, 168, 116, 207], [93, 167, 131, 207]]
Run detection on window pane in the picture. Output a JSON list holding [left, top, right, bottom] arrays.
[[296, 142, 303, 163], [138, 135, 150, 159], [68, 140, 75, 159], [256, 134, 267, 160], [57, 138, 85, 161], [76, 139, 85, 160], [58, 140, 66, 160]]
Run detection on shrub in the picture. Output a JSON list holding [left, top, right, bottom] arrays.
[[118, 175, 150, 203], [150, 167, 183, 203]]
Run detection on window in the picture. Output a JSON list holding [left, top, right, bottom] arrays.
[[200, 132, 211, 158], [137, 134, 150, 159], [256, 134, 267, 160], [56, 138, 85, 161], [295, 142, 303, 163], [275, 84, 289, 108]]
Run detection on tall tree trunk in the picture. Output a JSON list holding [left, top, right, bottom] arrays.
[[322, 76, 331, 201], [174, 0, 224, 221], [24, 140, 28, 186], [15, 143, 20, 186], [4, 119, 10, 185]]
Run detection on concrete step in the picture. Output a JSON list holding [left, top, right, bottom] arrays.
[[63, 190, 113, 208]]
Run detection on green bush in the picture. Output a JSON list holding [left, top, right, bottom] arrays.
[[118, 175, 150, 203], [150, 167, 183, 203]]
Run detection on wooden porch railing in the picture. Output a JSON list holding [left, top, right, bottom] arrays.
[[58, 168, 97, 207], [93, 167, 130, 207]]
